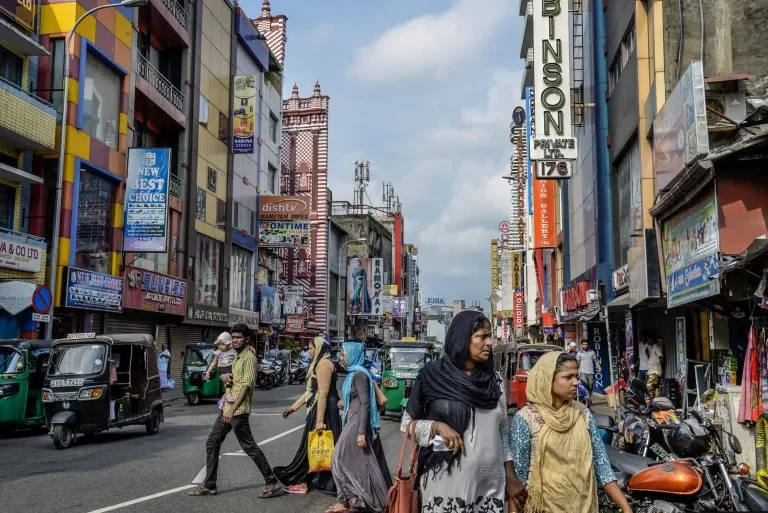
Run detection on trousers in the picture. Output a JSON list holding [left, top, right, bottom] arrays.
[[580, 372, 594, 393], [204, 412, 277, 490]]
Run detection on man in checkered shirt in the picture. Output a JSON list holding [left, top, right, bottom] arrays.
[[190, 323, 282, 498]]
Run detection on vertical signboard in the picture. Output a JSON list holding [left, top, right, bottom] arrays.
[[511, 252, 523, 290], [260, 285, 277, 324], [490, 239, 499, 292], [346, 257, 384, 316], [675, 317, 687, 377], [233, 75, 257, 153], [525, 87, 535, 215], [501, 250, 513, 317], [587, 322, 611, 395], [125, 148, 171, 253], [513, 290, 525, 329], [625, 311, 634, 380], [532, 175, 556, 248]]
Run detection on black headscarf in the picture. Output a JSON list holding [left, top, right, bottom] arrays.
[[406, 310, 501, 476]]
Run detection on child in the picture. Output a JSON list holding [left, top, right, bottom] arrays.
[[203, 332, 236, 409]]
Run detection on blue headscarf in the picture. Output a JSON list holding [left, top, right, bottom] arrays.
[[341, 341, 380, 439]]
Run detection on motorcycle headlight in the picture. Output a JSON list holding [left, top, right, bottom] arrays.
[[78, 386, 106, 400]]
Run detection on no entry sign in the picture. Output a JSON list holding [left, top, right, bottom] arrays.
[[32, 285, 52, 315]]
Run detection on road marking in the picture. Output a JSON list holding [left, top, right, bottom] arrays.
[[86, 485, 197, 513]]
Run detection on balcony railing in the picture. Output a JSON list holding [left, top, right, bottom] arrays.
[[135, 53, 185, 112], [160, 0, 189, 30], [169, 173, 184, 199]]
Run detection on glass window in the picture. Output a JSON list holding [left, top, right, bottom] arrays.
[[0, 46, 23, 88], [199, 96, 209, 128], [195, 234, 221, 306], [267, 163, 277, 194], [269, 113, 278, 143], [82, 51, 121, 149], [0, 183, 16, 230], [0, 346, 23, 373], [216, 198, 226, 230], [196, 187, 206, 221], [51, 39, 65, 113], [230, 245, 253, 310], [76, 168, 116, 274], [615, 155, 632, 268], [233, 202, 253, 234], [218, 111, 228, 144], [48, 344, 106, 376]]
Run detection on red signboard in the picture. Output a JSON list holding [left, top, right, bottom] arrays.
[[286, 315, 304, 332], [561, 280, 590, 312], [513, 291, 525, 329], [532, 172, 556, 248], [123, 266, 187, 315]]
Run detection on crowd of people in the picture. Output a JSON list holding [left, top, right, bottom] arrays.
[[186, 315, 634, 512]]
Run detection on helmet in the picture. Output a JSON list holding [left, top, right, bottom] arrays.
[[667, 418, 711, 458]]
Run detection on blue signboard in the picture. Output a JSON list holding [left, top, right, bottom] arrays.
[[124, 148, 171, 253], [525, 87, 535, 216], [586, 322, 613, 395], [64, 267, 123, 312], [261, 285, 277, 324], [666, 254, 719, 308]]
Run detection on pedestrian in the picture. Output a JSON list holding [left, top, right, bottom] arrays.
[[647, 338, 664, 399], [328, 341, 392, 513], [189, 323, 281, 499], [300, 345, 310, 361], [402, 310, 526, 513], [567, 341, 577, 355], [576, 339, 602, 395], [203, 332, 236, 410], [637, 331, 652, 382], [157, 343, 171, 390], [268, 344, 278, 360], [276, 336, 341, 495], [509, 351, 632, 513]]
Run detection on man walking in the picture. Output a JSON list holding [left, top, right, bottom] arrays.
[[190, 324, 281, 498], [577, 339, 602, 394]]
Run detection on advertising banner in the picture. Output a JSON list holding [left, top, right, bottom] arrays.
[[346, 257, 384, 316], [0, 233, 43, 272], [0, 0, 36, 32], [392, 297, 407, 318], [260, 285, 277, 324], [124, 148, 171, 253], [232, 75, 257, 153], [490, 239, 499, 292], [124, 266, 186, 315], [64, 267, 123, 312], [586, 322, 611, 395], [501, 250, 513, 317], [282, 284, 303, 315], [286, 315, 304, 332], [663, 189, 719, 307], [383, 285, 399, 296], [258, 196, 310, 247], [526, 87, 535, 214], [513, 290, 524, 329], [675, 317, 687, 377], [512, 252, 523, 290], [532, 174, 556, 248]]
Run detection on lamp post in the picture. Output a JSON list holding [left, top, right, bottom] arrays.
[[335, 238, 366, 341], [486, 291, 502, 341], [45, 0, 148, 339]]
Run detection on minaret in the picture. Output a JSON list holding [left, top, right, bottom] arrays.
[[253, 0, 288, 68]]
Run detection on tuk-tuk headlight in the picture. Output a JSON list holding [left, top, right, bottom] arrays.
[[42, 388, 54, 402], [183, 372, 190, 380], [384, 379, 398, 388], [78, 386, 106, 400]]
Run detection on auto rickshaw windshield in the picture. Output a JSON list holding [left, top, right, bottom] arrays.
[[185, 348, 213, 366], [49, 344, 107, 376], [0, 346, 24, 373], [387, 349, 430, 370], [518, 350, 547, 371]]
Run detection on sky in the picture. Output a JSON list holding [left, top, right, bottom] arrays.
[[243, 0, 525, 306]]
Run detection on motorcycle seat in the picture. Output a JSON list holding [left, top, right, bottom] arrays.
[[743, 482, 768, 510], [592, 411, 616, 429], [605, 446, 655, 476]]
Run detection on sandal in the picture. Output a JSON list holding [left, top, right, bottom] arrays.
[[285, 485, 308, 495], [325, 504, 349, 513], [259, 485, 283, 499], [189, 488, 217, 496]]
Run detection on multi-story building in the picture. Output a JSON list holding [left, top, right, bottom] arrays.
[[0, 0, 56, 338]]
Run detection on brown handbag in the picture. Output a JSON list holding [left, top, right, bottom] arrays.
[[385, 420, 420, 513]]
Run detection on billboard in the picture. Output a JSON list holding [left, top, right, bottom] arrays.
[[260, 285, 277, 324], [124, 148, 171, 253], [532, 173, 556, 248], [346, 257, 384, 316], [233, 75, 257, 153], [0, 0, 36, 32], [64, 267, 123, 312], [282, 284, 303, 315], [392, 297, 407, 318], [124, 266, 186, 315], [258, 196, 310, 247]]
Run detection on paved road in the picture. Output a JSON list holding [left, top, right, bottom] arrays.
[[0, 382, 408, 513]]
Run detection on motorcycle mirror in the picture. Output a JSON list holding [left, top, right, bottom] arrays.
[[729, 434, 743, 455]]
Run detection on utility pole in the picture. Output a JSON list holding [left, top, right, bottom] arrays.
[[354, 160, 370, 213]]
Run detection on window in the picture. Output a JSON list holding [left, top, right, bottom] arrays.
[[51, 39, 65, 112], [76, 168, 116, 274], [218, 111, 228, 144], [613, 143, 640, 268], [230, 245, 253, 310], [269, 113, 278, 143], [199, 96, 209, 128], [0, 46, 23, 88], [233, 202, 254, 234], [216, 198, 226, 230], [195, 235, 221, 306], [0, 184, 16, 230], [267, 163, 277, 194], [82, 51, 121, 149], [207, 166, 217, 192], [196, 187, 206, 221], [608, 24, 635, 95]]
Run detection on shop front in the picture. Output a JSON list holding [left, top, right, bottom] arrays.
[[0, 230, 48, 339], [55, 267, 124, 338]]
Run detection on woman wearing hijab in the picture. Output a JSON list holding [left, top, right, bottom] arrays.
[[276, 337, 341, 495], [327, 341, 392, 513], [402, 310, 525, 513], [509, 351, 632, 513]]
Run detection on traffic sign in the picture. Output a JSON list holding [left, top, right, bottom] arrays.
[[32, 313, 51, 322], [32, 285, 52, 315]]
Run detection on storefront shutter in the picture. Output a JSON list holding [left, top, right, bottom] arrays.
[[170, 326, 204, 384], [91, 312, 104, 335], [105, 314, 157, 338]]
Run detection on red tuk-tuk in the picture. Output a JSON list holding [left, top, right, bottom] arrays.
[[508, 343, 562, 410]]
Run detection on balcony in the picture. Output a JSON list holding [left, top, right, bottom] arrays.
[[169, 173, 184, 199], [141, 0, 190, 48], [0, 76, 56, 150], [134, 53, 186, 129], [520, 1, 533, 58], [0, 15, 49, 57]]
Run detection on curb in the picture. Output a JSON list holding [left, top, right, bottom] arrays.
[[162, 397, 186, 408]]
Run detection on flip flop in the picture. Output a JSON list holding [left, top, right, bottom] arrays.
[[285, 485, 308, 495], [189, 488, 217, 496], [259, 485, 283, 499]]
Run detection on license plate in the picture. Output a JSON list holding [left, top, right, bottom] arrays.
[[51, 379, 84, 387], [650, 443, 670, 460], [395, 372, 418, 379]]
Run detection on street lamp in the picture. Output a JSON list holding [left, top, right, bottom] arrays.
[[45, 0, 149, 339], [486, 292, 501, 340], [334, 238, 366, 340]]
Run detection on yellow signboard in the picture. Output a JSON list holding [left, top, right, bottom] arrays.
[[401, 337, 417, 342], [490, 239, 499, 292], [511, 251, 523, 290]]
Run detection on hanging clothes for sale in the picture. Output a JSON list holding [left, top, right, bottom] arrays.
[[739, 325, 760, 424]]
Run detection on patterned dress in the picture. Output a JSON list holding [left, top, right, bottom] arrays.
[[509, 405, 615, 488]]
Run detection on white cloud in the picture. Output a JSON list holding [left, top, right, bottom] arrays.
[[347, 0, 512, 83]]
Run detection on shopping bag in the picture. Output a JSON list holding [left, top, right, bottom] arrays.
[[308, 429, 334, 473], [384, 420, 419, 513]]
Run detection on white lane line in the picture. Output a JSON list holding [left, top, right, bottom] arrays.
[[86, 485, 197, 513]]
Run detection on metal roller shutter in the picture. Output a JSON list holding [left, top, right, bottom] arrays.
[[105, 314, 157, 338], [170, 326, 204, 384], [91, 313, 104, 334]]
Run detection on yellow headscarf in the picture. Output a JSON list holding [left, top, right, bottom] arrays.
[[525, 351, 598, 513], [304, 337, 331, 408]]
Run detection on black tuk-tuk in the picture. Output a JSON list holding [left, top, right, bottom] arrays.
[[42, 333, 164, 449]]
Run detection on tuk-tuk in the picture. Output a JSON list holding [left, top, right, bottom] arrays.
[[381, 341, 434, 415], [181, 343, 225, 406], [363, 347, 382, 386], [508, 343, 562, 410], [0, 339, 53, 428], [42, 333, 164, 449], [492, 344, 516, 409]]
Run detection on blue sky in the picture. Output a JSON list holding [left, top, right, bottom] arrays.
[[243, 0, 525, 305]]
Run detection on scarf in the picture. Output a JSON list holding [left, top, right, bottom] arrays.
[[305, 336, 331, 413], [406, 310, 501, 476], [525, 351, 597, 513], [341, 342, 380, 439]]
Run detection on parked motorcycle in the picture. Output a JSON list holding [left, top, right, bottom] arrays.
[[256, 360, 277, 390], [288, 358, 308, 384], [577, 381, 592, 407]]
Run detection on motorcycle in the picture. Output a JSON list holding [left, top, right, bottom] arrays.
[[256, 360, 278, 390], [288, 358, 308, 384]]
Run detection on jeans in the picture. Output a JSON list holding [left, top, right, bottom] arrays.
[[638, 370, 648, 383], [580, 373, 594, 393], [204, 412, 277, 490]]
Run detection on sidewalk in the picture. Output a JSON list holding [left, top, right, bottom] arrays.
[[162, 387, 187, 407], [590, 393, 615, 417]]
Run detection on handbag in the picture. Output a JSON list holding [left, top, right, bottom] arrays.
[[384, 420, 420, 513]]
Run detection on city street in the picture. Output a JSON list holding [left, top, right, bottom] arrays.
[[0, 383, 407, 513]]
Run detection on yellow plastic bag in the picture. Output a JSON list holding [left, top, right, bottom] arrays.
[[308, 429, 334, 473]]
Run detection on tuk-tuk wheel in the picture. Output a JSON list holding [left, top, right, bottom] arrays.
[[187, 392, 201, 406], [52, 425, 74, 450], [145, 411, 160, 435]]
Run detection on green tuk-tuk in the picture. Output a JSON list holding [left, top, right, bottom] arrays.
[[0, 340, 52, 428], [181, 344, 225, 406], [380, 341, 434, 415]]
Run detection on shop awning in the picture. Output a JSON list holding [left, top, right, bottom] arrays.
[[719, 238, 768, 278], [579, 304, 601, 321], [608, 293, 630, 310]]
